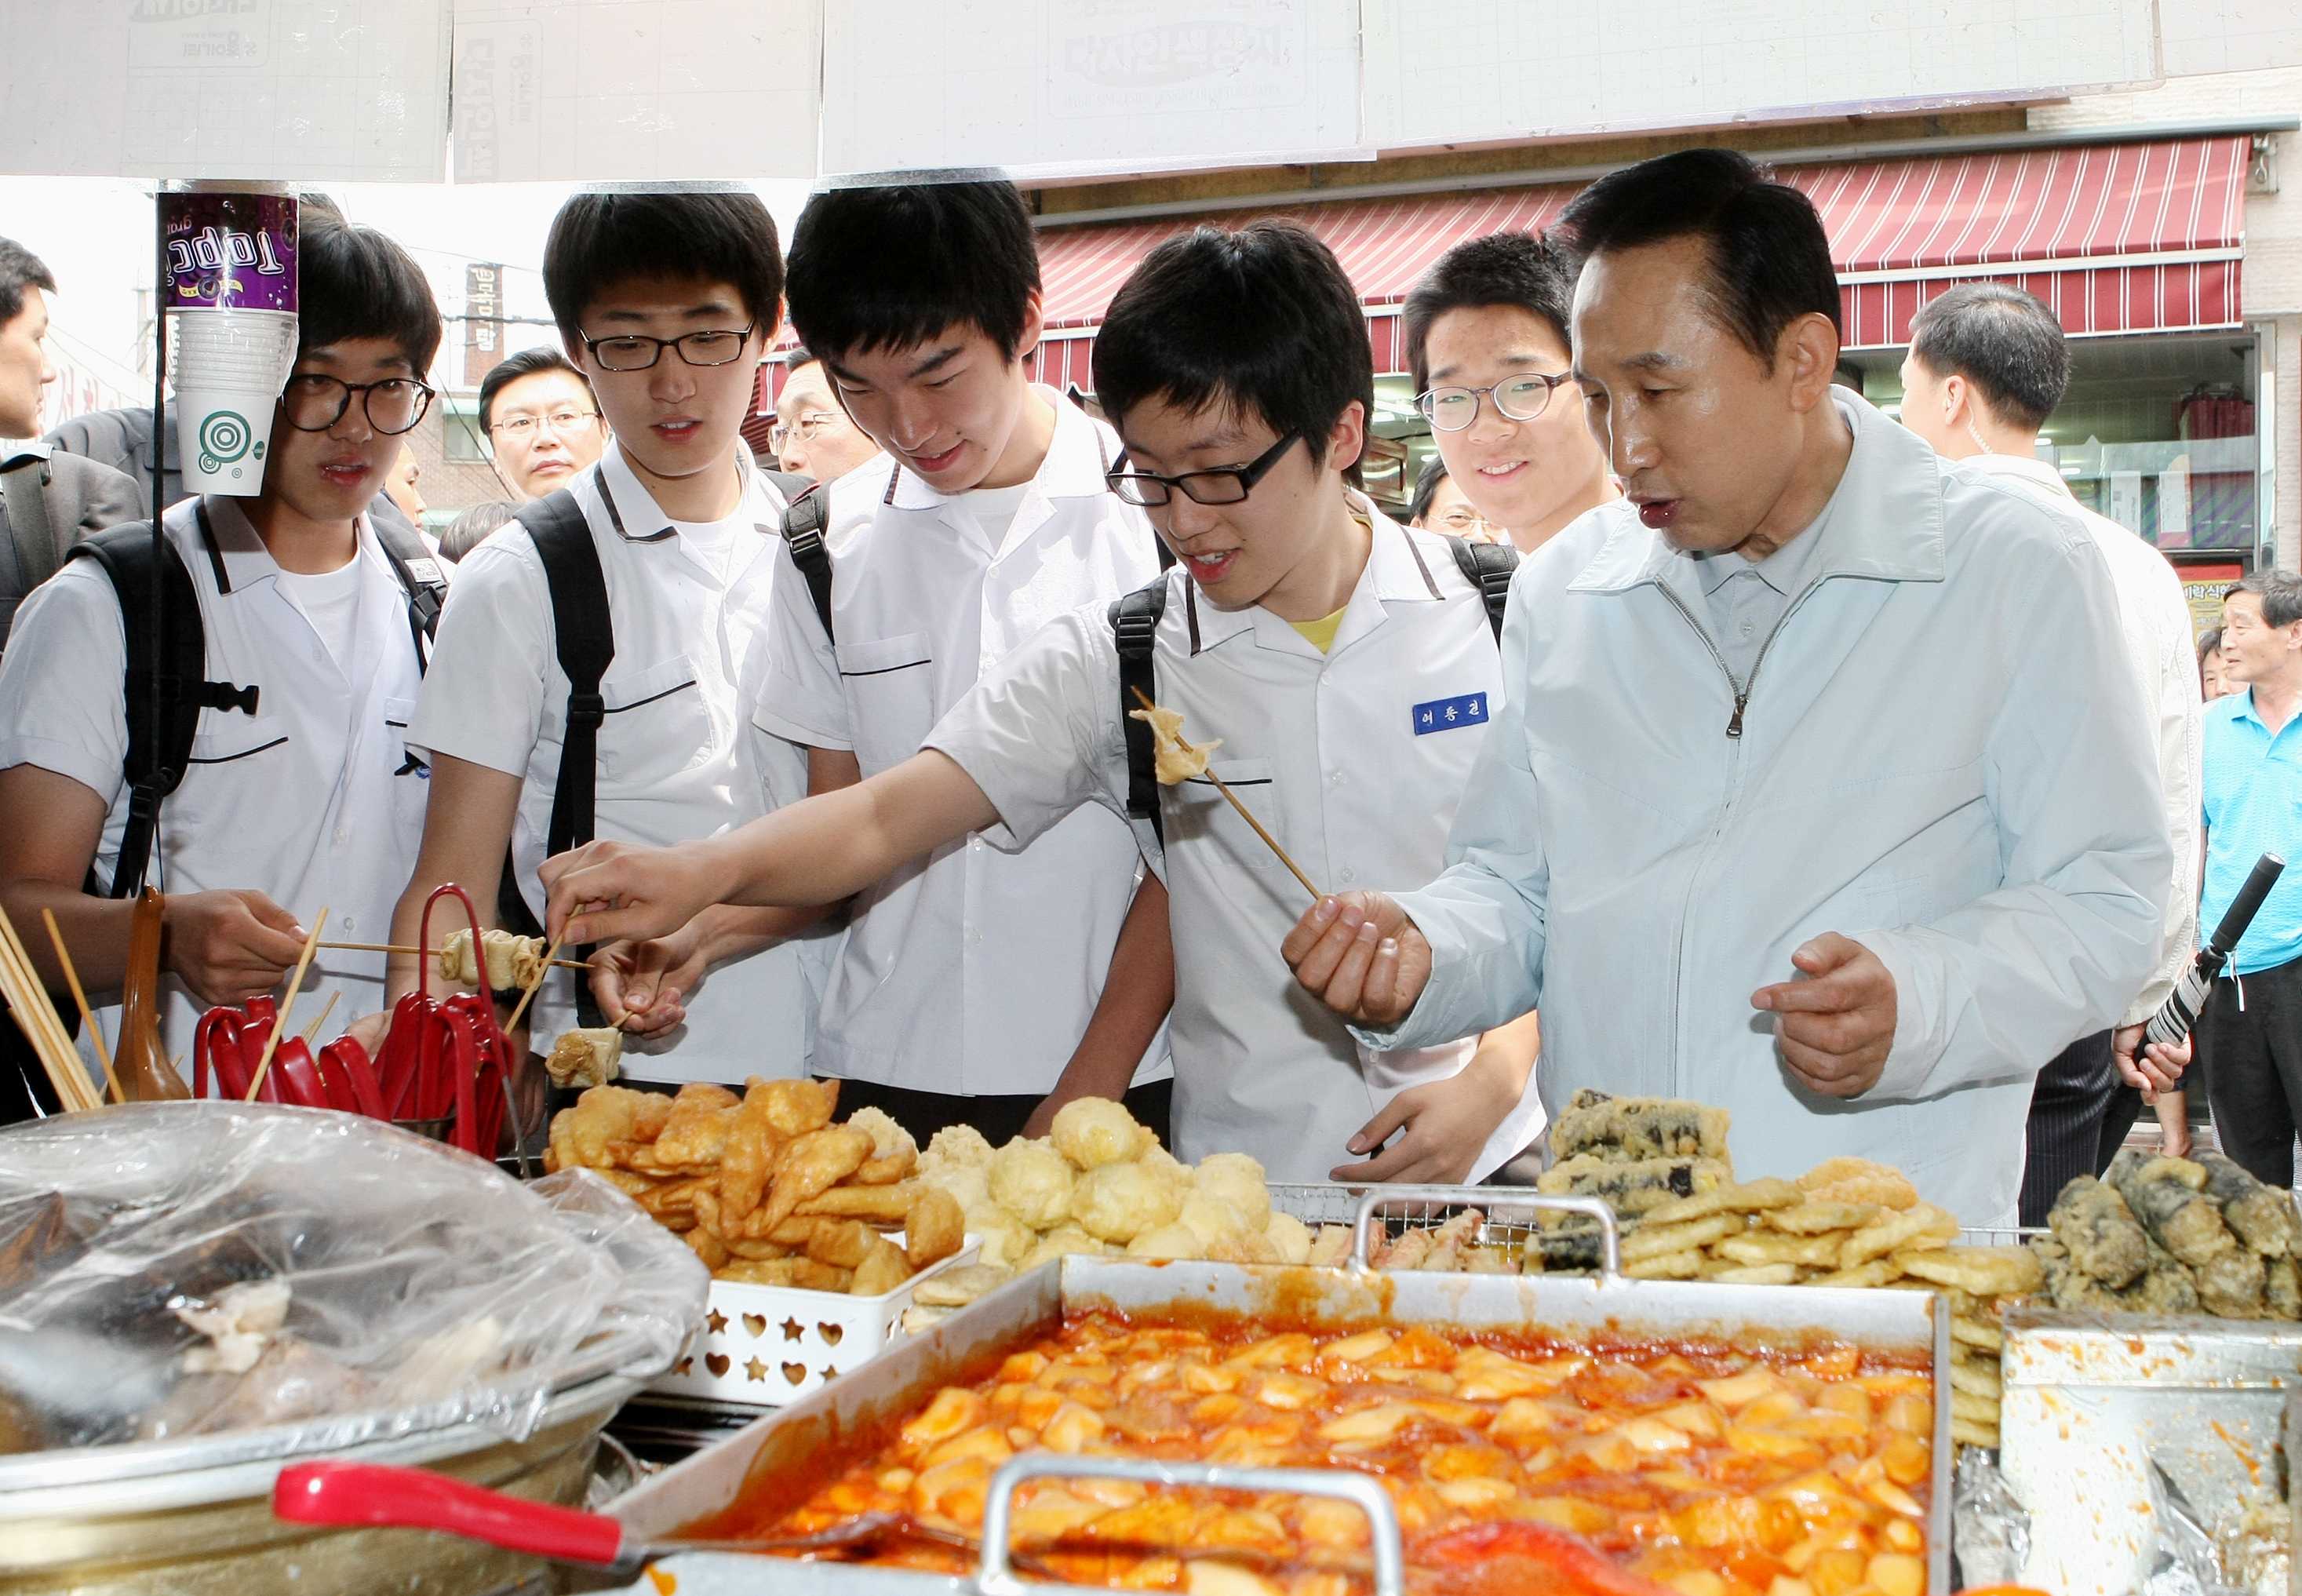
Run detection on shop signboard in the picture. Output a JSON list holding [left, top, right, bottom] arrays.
[[2184, 563, 2246, 641]]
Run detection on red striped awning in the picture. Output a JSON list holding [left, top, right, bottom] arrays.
[[1022, 133, 2250, 383], [1790, 135, 2250, 348]]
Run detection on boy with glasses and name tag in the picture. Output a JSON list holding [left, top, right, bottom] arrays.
[[537, 220, 1546, 1185], [377, 191, 828, 1099], [0, 199, 450, 1111]]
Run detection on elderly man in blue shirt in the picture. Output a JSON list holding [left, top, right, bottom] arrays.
[[1284, 149, 2171, 1225], [2198, 570, 2302, 1184]]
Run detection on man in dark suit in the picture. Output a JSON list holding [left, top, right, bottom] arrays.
[[0, 238, 144, 646]]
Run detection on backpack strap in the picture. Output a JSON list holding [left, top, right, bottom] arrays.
[[1444, 534, 1518, 643], [760, 467, 813, 505], [67, 523, 217, 898], [780, 483, 836, 645], [519, 486, 613, 862], [366, 510, 449, 670], [1108, 575, 1170, 850]]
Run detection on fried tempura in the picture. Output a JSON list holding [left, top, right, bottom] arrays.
[[1127, 702, 1221, 784]]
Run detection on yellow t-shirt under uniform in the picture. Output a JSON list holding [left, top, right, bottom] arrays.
[[1288, 605, 1349, 654]]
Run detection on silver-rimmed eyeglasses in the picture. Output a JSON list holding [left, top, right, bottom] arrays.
[[1415, 373, 1572, 432]]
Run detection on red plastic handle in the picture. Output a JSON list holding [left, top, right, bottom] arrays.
[[272, 1460, 627, 1566]]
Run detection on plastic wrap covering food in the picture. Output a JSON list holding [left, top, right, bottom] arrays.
[[0, 1102, 708, 1461]]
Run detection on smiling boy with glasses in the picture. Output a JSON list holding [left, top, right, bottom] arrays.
[[537, 220, 1545, 1184], [0, 198, 450, 1107], [377, 191, 831, 1099]]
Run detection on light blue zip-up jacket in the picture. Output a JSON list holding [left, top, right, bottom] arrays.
[[1363, 391, 2171, 1223]]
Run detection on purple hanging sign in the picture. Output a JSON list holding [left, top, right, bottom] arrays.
[[162, 191, 298, 313]]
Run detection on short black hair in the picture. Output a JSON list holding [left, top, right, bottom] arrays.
[[2231, 569, 2302, 629], [439, 500, 517, 563], [2198, 625, 2224, 658], [1550, 148, 1842, 370], [0, 236, 55, 327], [295, 195, 443, 372], [1907, 282, 2071, 432], [785, 180, 1039, 364], [1092, 219, 1371, 475], [1408, 456, 1451, 524], [477, 345, 596, 432], [1402, 232, 1576, 394], [542, 191, 784, 346], [784, 345, 814, 366]]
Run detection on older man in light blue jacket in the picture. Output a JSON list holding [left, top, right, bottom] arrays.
[[1286, 151, 2169, 1223]]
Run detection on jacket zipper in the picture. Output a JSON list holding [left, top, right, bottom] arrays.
[[1649, 574, 1828, 1094]]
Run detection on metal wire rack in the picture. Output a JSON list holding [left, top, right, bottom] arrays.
[[1266, 1181, 2043, 1262]]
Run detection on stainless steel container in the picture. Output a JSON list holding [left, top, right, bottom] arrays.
[[2000, 1306, 2302, 1596], [0, 1328, 657, 1594], [606, 1194, 1954, 1596]]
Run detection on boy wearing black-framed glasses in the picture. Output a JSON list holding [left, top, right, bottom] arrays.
[[537, 220, 1546, 1190], [379, 191, 831, 1102], [0, 197, 451, 1106]]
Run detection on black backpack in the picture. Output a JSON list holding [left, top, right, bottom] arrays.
[[70, 505, 447, 898], [1110, 533, 1517, 847]]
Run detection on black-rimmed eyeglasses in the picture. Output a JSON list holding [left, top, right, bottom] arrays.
[[578, 324, 757, 372], [1416, 373, 1572, 432], [1105, 432, 1302, 507], [280, 374, 436, 435]]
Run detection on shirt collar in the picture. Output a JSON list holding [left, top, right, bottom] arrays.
[[1, 437, 51, 471], [1184, 490, 1430, 654], [1689, 502, 1830, 599], [884, 386, 1115, 513], [1963, 450, 2074, 500], [1570, 388, 1948, 596], [191, 492, 388, 596], [594, 443, 774, 542]]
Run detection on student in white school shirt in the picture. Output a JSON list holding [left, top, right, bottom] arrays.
[[0, 201, 446, 1095], [540, 220, 1546, 1184], [591, 180, 1173, 1150], [376, 192, 829, 1091]]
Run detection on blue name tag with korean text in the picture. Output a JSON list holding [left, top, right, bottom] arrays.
[[1412, 693, 1488, 735]]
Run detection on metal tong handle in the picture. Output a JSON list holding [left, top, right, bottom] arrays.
[[1346, 1185, 1623, 1280], [977, 1454, 1404, 1596]]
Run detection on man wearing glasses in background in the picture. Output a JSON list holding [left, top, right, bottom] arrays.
[[0, 198, 448, 1102], [475, 346, 609, 502], [770, 348, 880, 486], [377, 191, 830, 1099]]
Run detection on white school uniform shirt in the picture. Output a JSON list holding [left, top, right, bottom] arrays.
[[0, 494, 437, 1073], [752, 388, 1168, 1098], [406, 446, 829, 1084], [927, 499, 1548, 1181]]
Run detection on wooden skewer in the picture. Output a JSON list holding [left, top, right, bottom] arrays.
[[500, 932, 566, 1037], [248, 908, 327, 1102], [42, 909, 122, 1106], [1129, 688, 1323, 900], [299, 988, 341, 1045], [0, 904, 100, 1112], [316, 939, 588, 971]]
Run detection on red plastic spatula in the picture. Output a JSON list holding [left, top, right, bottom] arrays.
[[272, 1460, 977, 1578]]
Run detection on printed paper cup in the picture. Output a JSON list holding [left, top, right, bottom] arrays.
[[169, 308, 297, 497]]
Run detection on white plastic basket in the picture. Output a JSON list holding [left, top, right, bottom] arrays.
[[649, 1236, 981, 1407]]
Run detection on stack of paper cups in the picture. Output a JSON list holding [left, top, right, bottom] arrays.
[[162, 188, 299, 498], [170, 309, 299, 494]]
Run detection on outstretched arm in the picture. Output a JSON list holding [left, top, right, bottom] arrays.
[[546, 747, 999, 947]]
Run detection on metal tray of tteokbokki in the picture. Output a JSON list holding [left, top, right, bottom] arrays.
[[581, 1193, 1953, 1596]]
